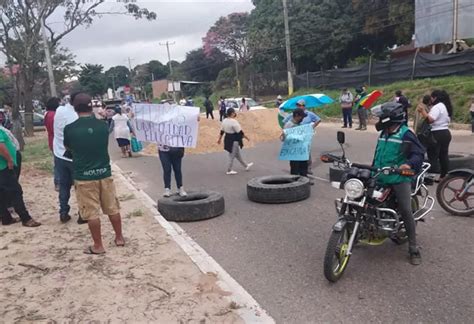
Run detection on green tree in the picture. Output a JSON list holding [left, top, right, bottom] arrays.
[[104, 65, 131, 89], [203, 12, 251, 64], [79, 64, 106, 97], [248, 0, 415, 72], [180, 48, 231, 82], [148, 60, 169, 80], [0, 0, 156, 137]]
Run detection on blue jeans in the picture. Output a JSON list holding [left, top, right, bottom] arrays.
[[159, 148, 184, 189], [53, 156, 59, 186], [342, 108, 352, 127], [55, 156, 73, 216]]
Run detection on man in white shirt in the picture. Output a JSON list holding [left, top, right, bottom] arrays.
[[53, 94, 83, 223]]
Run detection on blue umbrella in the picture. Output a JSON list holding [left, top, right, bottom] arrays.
[[279, 93, 334, 111]]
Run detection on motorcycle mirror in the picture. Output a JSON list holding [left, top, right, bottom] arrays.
[[401, 141, 412, 158], [337, 131, 345, 144]]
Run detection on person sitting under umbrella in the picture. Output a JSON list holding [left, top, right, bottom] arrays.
[[283, 99, 321, 174]]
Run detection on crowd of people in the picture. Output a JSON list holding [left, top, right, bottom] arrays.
[[0, 93, 124, 255], [0, 85, 469, 258], [338, 87, 463, 181]]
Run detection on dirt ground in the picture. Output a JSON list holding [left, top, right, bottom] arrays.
[[143, 109, 282, 156], [0, 164, 242, 323]]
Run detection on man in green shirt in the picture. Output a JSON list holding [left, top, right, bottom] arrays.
[[64, 93, 124, 254], [0, 129, 41, 227]]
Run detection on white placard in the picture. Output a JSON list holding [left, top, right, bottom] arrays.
[[132, 103, 199, 148]]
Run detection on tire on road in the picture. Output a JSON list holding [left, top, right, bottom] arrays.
[[157, 191, 225, 222], [448, 153, 474, 171], [247, 175, 311, 204]]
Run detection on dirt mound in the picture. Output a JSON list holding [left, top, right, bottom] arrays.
[[142, 108, 281, 155]]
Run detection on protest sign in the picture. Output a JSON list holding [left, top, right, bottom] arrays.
[[279, 124, 314, 161], [132, 103, 199, 148]]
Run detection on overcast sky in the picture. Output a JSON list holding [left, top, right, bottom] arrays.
[[51, 0, 254, 70]]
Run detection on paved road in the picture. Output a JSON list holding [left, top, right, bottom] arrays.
[[112, 125, 474, 323]]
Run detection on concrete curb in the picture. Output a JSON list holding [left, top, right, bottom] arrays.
[[112, 163, 275, 324]]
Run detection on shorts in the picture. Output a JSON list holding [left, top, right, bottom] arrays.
[[116, 138, 130, 147], [74, 177, 120, 220]]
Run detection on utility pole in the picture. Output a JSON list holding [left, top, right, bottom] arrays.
[[282, 0, 294, 96], [40, 0, 57, 97], [160, 41, 177, 102], [111, 73, 116, 98], [452, 0, 459, 53], [234, 54, 241, 95], [127, 57, 134, 76]]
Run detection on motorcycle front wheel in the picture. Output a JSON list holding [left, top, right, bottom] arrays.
[[437, 174, 473, 216], [324, 225, 352, 283]]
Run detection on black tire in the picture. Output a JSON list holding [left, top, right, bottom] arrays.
[[324, 225, 352, 283], [247, 175, 310, 204], [390, 196, 419, 245], [329, 165, 347, 183], [157, 191, 225, 222], [448, 153, 474, 171], [436, 174, 474, 217]]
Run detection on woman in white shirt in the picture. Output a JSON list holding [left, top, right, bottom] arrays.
[[417, 90, 452, 179], [217, 108, 253, 175], [111, 107, 133, 158]]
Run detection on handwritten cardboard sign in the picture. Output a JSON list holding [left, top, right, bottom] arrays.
[[279, 123, 314, 161], [132, 103, 199, 148]]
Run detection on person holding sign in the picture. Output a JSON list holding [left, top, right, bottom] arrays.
[[282, 99, 321, 175], [280, 108, 317, 184], [217, 108, 253, 175], [159, 144, 187, 198]]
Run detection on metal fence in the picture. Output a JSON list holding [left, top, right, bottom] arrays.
[[294, 50, 474, 90]]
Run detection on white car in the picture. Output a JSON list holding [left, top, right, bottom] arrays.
[[225, 97, 266, 111]]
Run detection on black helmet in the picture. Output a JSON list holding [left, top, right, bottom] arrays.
[[371, 102, 405, 131]]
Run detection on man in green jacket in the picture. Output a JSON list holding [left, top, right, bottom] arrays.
[[0, 128, 41, 227], [372, 102, 425, 265]]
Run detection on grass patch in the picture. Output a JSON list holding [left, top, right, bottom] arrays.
[[263, 75, 474, 123], [22, 135, 53, 173], [126, 209, 144, 218]]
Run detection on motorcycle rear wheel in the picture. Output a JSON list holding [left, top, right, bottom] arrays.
[[324, 225, 351, 282], [436, 174, 474, 217]]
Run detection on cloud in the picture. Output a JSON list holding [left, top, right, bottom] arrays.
[[55, 0, 255, 69]]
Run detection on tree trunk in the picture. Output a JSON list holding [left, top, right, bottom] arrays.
[[20, 70, 35, 137], [12, 74, 25, 151]]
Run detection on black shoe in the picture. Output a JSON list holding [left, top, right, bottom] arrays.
[[77, 214, 88, 225], [409, 250, 422, 265], [342, 125, 347, 128], [60, 214, 71, 223]]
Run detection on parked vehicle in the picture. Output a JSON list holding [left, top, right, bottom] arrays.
[[225, 98, 266, 111], [436, 169, 473, 216], [320, 132, 435, 282], [20, 111, 45, 127]]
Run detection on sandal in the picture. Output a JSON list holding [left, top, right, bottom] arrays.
[[22, 219, 41, 227], [83, 246, 106, 255], [114, 239, 125, 247]]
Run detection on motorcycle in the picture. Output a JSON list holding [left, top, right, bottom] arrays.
[[436, 169, 473, 216], [320, 131, 435, 282]]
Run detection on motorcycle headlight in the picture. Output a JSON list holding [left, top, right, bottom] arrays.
[[344, 179, 365, 199]]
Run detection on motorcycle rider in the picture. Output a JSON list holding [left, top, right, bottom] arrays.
[[371, 102, 425, 265]]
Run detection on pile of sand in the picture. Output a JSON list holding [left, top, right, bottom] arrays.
[[143, 108, 282, 155], [0, 166, 242, 322]]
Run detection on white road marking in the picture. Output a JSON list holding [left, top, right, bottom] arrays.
[[113, 164, 275, 324], [307, 174, 329, 182]]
